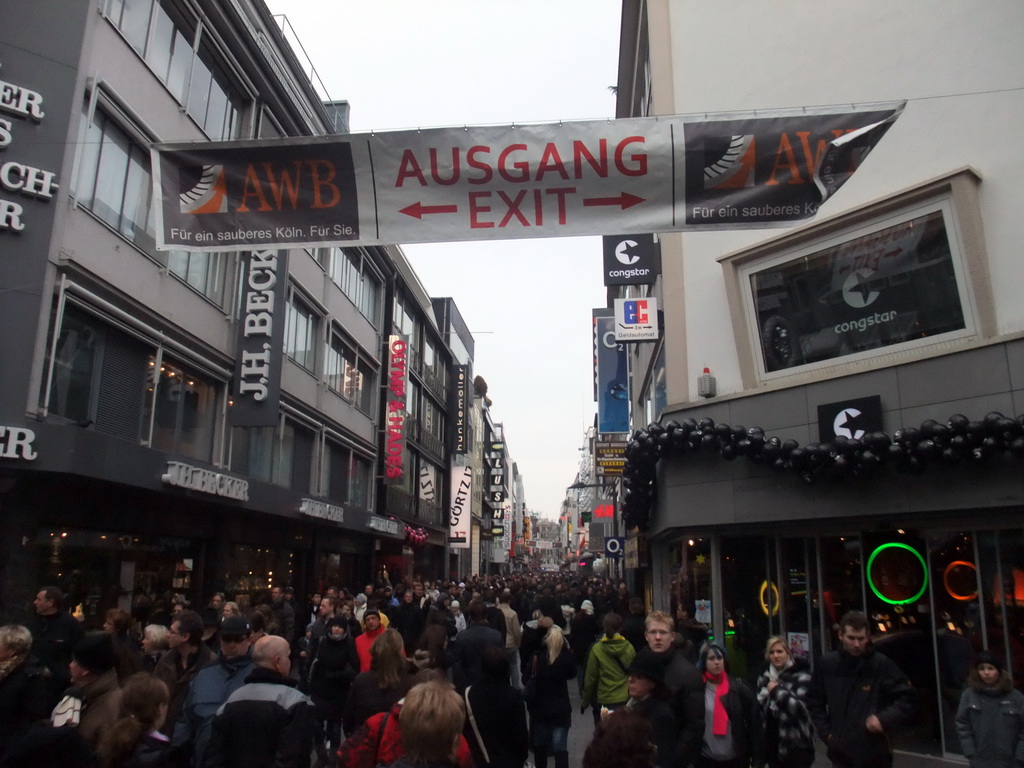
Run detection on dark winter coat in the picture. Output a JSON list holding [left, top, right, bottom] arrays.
[[170, 650, 254, 766], [807, 647, 917, 768], [152, 644, 215, 738], [203, 667, 313, 768], [702, 674, 764, 768], [756, 659, 815, 763], [307, 632, 359, 718], [342, 669, 410, 735], [955, 668, 1024, 768], [464, 680, 529, 768], [450, 623, 503, 691], [569, 612, 600, 669], [637, 646, 705, 767], [0, 655, 51, 757], [622, 613, 648, 653], [392, 602, 427, 655], [26, 610, 84, 708], [121, 733, 176, 767], [582, 633, 635, 708], [628, 694, 678, 768], [77, 668, 124, 750], [523, 646, 576, 728]]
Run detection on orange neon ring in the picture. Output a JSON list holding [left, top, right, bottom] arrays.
[[759, 580, 780, 616], [943, 560, 977, 601]]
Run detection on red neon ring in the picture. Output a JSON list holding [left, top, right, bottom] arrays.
[[943, 560, 977, 601]]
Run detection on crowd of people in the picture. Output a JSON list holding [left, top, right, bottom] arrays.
[[0, 575, 1021, 768]]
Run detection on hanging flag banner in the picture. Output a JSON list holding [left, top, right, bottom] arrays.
[[151, 103, 904, 251], [593, 309, 630, 435]]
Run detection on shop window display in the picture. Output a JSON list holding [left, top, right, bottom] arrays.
[[36, 527, 196, 629]]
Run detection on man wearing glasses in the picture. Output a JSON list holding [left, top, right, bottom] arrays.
[[154, 610, 215, 738], [634, 610, 706, 767], [172, 614, 255, 767]]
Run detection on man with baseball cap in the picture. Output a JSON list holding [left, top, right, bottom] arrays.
[[51, 632, 122, 750], [172, 614, 254, 766]]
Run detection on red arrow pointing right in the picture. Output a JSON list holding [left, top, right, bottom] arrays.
[[399, 202, 459, 219], [582, 192, 645, 210]]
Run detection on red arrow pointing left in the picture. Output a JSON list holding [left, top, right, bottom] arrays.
[[582, 192, 645, 210], [399, 202, 459, 219]]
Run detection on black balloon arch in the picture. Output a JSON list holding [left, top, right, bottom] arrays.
[[621, 411, 1024, 532]]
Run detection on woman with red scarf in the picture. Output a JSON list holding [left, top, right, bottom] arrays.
[[697, 642, 764, 768]]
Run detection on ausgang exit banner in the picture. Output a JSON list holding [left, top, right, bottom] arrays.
[[152, 102, 903, 252]]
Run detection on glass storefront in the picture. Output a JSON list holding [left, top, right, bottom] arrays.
[[35, 526, 199, 629], [667, 523, 1024, 759]]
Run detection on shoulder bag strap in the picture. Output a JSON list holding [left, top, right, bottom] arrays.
[[464, 686, 491, 765]]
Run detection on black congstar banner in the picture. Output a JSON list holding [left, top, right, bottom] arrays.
[[602, 234, 661, 285]]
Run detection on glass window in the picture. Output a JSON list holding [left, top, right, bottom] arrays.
[[106, 0, 242, 138], [818, 534, 864, 651], [74, 105, 226, 302], [324, 440, 349, 503], [329, 247, 381, 324], [285, 293, 317, 371], [325, 332, 349, 395], [355, 357, 374, 414], [350, 453, 372, 508], [145, 355, 218, 462], [48, 309, 101, 423]]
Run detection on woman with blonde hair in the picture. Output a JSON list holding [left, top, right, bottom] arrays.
[[98, 672, 173, 767], [0, 624, 50, 756], [523, 624, 576, 768], [343, 628, 411, 734], [140, 624, 169, 673], [756, 636, 813, 768]]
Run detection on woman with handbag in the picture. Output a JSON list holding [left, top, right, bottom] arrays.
[[523, 625, 576, 768], [464, 646, 529, 768]]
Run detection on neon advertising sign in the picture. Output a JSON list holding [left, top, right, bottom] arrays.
[[866, 543, 928, 606]]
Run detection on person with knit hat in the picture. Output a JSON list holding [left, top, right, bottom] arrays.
[[696, 641, 763, 768], [51, 631, 123, 751], [625, 652, 677, 768], [955, 650, 1024, 768]]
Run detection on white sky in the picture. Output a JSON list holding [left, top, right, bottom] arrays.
[[264, 1, 623, 519]]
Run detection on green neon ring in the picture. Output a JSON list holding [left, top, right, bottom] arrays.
[[866, 542, 928, 605]]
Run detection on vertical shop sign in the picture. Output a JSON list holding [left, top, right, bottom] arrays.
[[383, 335, 409, 482], [451, 364, 469, 454], [449, 463, 471, 549], [230, 250, 288, 427]]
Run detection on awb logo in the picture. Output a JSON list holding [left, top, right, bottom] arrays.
[[180, 165, 227, 214], [622, 299, 649, 325]]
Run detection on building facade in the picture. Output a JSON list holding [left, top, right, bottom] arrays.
[[0, 0, 465, 626], [617, 1, 1024, 762]]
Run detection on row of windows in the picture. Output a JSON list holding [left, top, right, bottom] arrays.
[[74, 103, 226, 303], [104, 0, 243, 141], [327, 247, 382, 324], [45, 306, 374, 508]]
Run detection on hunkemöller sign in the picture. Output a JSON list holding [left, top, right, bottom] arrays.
[[151, 103, 904, 251]]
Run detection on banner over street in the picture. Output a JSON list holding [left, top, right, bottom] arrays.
[[152, 103, 903, 252]]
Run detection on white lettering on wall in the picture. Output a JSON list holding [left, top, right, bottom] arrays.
[[161, 461, 249, 501], [0, 426, 37, 460]]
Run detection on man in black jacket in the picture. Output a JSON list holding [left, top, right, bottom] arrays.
[[203, 635, 314, 768], [634, 610, 704, 767], [26, 586, 84, 709], [807, 611, 917, 768], [450, 600, 503, 691]]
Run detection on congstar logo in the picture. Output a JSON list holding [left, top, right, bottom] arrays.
[[614, 239, 641, 265]]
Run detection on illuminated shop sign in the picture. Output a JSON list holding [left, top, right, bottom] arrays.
[[0, 425, 37, 460], [299, 498, 344, 523], [383, 335, 408, 482], [161, 461, 249, 501], [750, 208, 968, 374]]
